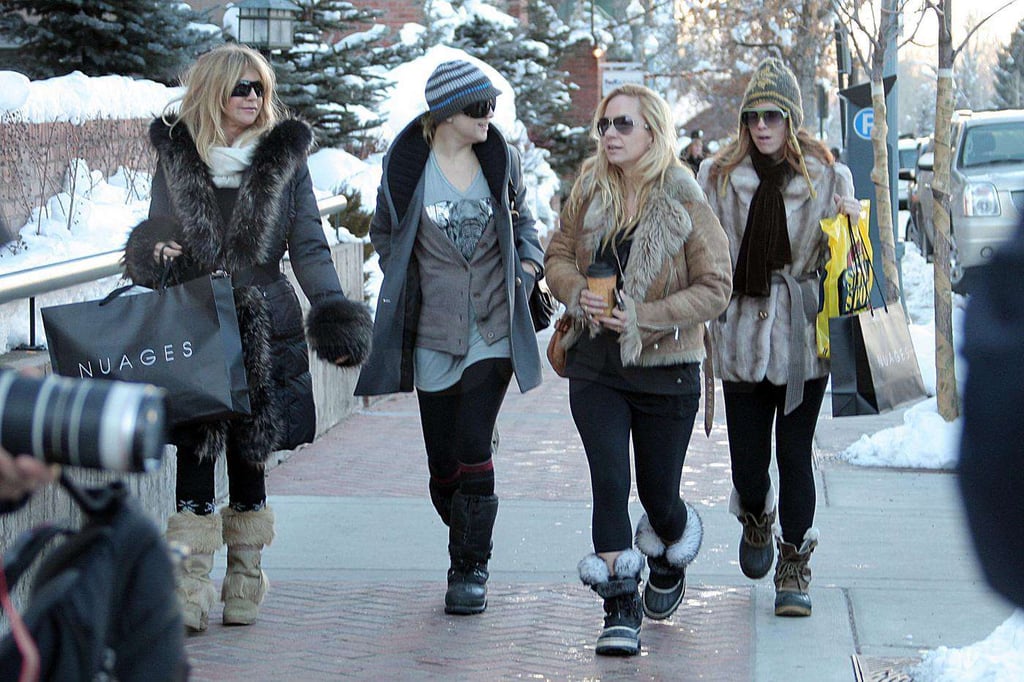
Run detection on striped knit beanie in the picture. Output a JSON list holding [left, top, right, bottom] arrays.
[[740, 58, 803, 131], [424, 60, 502, 121]]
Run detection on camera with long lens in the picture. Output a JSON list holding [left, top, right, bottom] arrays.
[[0, 371, 167, 472]]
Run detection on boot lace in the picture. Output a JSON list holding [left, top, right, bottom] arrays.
[[740, 512, 773, 548], [775, 557, 810, 590]]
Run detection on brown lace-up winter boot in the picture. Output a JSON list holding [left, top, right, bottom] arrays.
[[221, 506, 275, 626], [730, 484, 777, 579], [774, 528, 819, 617]]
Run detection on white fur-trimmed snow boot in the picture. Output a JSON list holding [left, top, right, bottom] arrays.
[[634, 503, 703, 620], [579, 549, 644, 656]]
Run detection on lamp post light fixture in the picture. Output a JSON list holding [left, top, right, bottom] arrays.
[[236, 0, 302, 52]]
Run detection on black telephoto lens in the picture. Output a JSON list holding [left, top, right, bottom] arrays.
[[0, 371, 167, 472]]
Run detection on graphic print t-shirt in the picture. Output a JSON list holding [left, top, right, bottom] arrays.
[[414, 153, 510, 391]]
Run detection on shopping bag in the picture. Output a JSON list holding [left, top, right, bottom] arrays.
[[42, 274, 250, 425], [817, 200, 873, 357], [829, 303, 926, 417]]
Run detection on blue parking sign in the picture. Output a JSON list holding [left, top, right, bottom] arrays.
[[854, 108, 874, 140]]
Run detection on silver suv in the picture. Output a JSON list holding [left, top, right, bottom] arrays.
[[909, 109, 1024, 292]]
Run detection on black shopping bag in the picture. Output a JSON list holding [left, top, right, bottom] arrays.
[[42, 274, 250, 425], [829, 303, 927, 417]]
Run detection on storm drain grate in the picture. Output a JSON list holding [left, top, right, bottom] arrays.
[[851, 654, 918, 682]]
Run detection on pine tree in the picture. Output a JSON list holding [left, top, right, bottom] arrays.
[[0, 0, 220, 82], [993, 19, 1024, 109], [275, 0, 414, 152]]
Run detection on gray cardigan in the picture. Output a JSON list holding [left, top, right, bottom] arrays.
[[354, 120, 544, 396]]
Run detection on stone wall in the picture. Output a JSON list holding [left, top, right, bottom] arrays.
[[0, 117, 154, 233]]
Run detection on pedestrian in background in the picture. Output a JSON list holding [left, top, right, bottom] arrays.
[[959, 216, 1024, 609], [697, 57, 859, 617], [544, 83, 731, 656], [124, 43, 372, 633], [354, 60, 544, 616], [682, 130, 705, 175]]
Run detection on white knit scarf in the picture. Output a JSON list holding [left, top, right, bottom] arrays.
[[207, 139, 256, 188]]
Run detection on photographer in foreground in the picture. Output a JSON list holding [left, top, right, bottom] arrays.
[[0, 448, 57, 512]]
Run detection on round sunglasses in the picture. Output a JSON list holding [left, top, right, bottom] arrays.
[[230, 80, 265, 98], [597, 115, 650, 137], [740, 109, 788, 128], [462, 98, 496, 119]]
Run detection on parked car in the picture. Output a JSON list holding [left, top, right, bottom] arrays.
[[897, 136, 919, 210], [904, 109, 1024, 292], [905, 136, 934, 256]]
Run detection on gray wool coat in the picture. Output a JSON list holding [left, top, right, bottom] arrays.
[[353, 120, 545, 396], [698, 154, 856, 389], [544, 166, 732, 367]]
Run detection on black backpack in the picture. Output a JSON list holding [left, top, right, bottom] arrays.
[[0, 475, 188, 681]]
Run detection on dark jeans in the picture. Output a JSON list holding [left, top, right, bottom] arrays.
[[416, 358, 513, 498], [723, 377, 828, 545], [569, 378, 699, 553], [175, 444, 267, 515]]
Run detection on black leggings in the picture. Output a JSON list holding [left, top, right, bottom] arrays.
[[569, 379, 699, 553], [723, 377, 828, 545], [175, 444, 267, 515], [416, 358, 513, 499]]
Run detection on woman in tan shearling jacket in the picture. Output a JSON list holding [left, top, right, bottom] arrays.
[[697, 58, 859, 619], [545, 84, 731, 657]]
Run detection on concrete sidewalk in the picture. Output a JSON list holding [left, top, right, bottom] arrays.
[[185, 330, 1014, 681]]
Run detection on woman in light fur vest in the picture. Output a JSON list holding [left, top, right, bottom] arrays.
[[697, 57, 859, 617], [544, 84, 731, 657], [123, 44, 372, 633]]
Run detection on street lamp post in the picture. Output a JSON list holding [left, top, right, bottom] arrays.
[[236, 0, 301, 54]]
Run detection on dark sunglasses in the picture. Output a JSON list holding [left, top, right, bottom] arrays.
[[230, 80, 265, 98], [741, 109, 788, 128], [596, 115, 649, 137], [462, 98, 496, 118]]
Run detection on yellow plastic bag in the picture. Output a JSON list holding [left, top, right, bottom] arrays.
[[817, 200, 873, 358]]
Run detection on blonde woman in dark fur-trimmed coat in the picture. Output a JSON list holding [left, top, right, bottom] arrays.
[[123, 44, 372, 634], [544, 83, 731, 657]]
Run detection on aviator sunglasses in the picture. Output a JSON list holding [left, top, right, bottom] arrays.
[[596, 115, 650, 137], [462, 98, 497, 119], [230, 79, 265, 98], [740, 109, 788, 128]]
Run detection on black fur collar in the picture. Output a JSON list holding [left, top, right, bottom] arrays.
[[149, 116, 313, 273]]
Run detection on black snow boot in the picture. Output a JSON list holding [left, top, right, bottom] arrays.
[[634, 504, 703, 620], [445, 492, 499, 615], [579, 549, 644, 656], [730, 484, 777, 580]]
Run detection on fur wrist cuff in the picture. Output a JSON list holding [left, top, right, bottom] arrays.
[[305, 297, 373, 366]]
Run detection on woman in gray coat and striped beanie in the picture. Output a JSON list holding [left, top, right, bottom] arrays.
[[355, 60, 544, 615]]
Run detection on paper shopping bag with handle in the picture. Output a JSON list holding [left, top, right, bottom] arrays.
[[42, 273, 250, 425], [829, 302, 926, 417]]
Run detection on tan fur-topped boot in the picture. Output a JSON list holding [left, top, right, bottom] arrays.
[[165, 511, 223, 633], [221, 506, 275, 626]]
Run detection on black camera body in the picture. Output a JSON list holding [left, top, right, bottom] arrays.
[[0, 371, 167, 472]]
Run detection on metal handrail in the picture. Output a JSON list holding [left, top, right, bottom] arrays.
[[0, 193, 347, 347]]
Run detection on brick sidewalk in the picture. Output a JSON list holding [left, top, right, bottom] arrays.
[[185, 363, 752, 681]]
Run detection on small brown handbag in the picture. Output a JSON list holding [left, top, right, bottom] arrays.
[[546, 314, 573, 377]]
